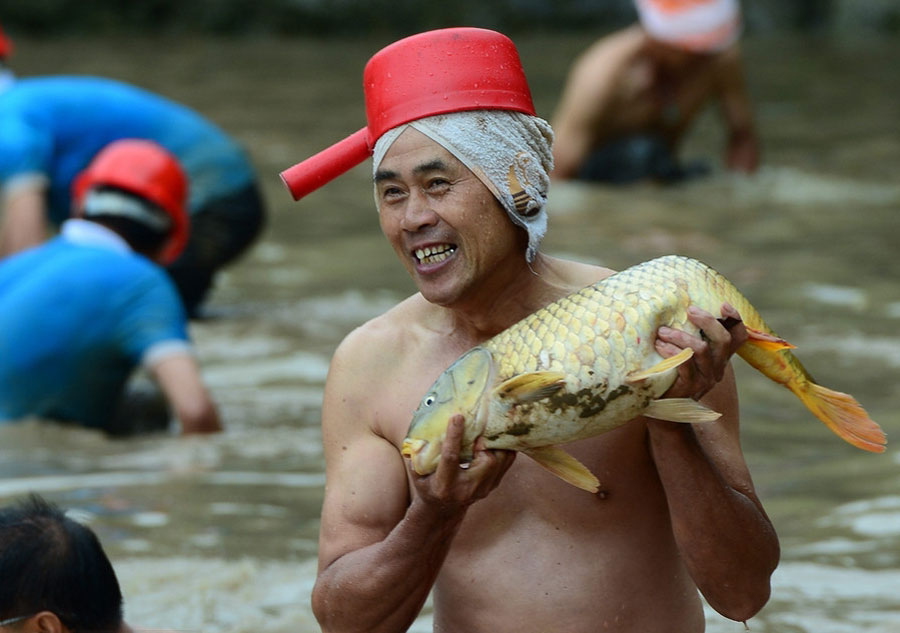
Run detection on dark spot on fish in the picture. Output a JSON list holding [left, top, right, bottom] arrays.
[[607, 384, 632, 401], [504, 422, 533, 436], [579, 399, 608, 418], [485, 434, 500, 441]]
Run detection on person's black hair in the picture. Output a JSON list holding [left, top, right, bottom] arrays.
[[85, 186, 170, 260], [0, 494, 123, 632]]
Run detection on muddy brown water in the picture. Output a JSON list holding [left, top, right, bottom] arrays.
[[1, 32, 899, 632]]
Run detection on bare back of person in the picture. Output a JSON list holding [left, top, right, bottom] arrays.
[[367, 255, 707, 632]]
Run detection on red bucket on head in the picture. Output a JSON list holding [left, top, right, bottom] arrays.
[[280, 27, 536, 201]]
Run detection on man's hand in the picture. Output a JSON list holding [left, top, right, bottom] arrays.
[[654, 303, 748, 401], [409, 414, 515, 516], [726, 130, 760, 173]]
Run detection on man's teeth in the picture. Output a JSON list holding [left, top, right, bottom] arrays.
[[415, 245, 456, 265]]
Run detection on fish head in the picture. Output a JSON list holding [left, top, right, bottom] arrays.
[[402, 347, 494, 475]]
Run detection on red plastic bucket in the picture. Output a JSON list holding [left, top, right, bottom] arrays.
[[280, 27, 536, 201]]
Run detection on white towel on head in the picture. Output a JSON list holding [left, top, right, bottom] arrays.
[[373, 110, 554, 263], [635, 0, 741, 53]]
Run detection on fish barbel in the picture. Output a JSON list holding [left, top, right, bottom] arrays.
[[402, 255, 886, 492]]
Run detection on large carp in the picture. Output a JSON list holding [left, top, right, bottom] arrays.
[[402, 255, 886, 492]]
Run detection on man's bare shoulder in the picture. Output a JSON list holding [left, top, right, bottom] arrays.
[[575, 25, 647, 74], [539, 254, 617, 291], [333, 293, 431, 367]]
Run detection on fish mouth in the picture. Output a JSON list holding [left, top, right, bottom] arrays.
[[412, 243, 457, 266], [401, 438, 431, 474], [401, 438, 426, 459]]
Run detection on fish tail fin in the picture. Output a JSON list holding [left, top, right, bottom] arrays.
[[738, 337, 886, 453], [792, 381, 886, 453], [523, 445, 600, 493]]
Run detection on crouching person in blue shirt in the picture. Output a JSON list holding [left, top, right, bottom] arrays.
[[0, 139, 221, 435]]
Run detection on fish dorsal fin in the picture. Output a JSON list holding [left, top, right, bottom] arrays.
[[523, 445, 600, 493], [744, 326, 796, 351], [644, 398, 722, 423], [626, 348, 694, 384], [494, 372, 566, 403]]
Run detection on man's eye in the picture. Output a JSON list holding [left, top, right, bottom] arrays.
[[427, 178, 450, 191]]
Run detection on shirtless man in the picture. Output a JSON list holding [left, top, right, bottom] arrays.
[[279, 27, 778, 633], [551, 0, 759, 183]]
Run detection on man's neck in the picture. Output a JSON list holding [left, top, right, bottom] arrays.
[[441, 253, 581, 341]]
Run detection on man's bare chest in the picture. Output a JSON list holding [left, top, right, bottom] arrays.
[[375, 344, 475, 449]]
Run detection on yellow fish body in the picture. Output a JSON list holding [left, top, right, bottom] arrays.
[[402, 255, 886, 492]]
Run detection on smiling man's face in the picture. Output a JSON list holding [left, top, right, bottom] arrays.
[[375, 128, 525, 308]]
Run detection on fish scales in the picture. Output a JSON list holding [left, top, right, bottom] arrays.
[[402, 255, 886, 491]]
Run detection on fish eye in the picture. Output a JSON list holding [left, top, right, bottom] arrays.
[[423, 395, 435, 407]]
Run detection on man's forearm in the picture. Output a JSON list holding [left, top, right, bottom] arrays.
[[648, 422, 779, 622], [726, 127, 760, 173], [0, 185, 49, 257], [313, 498, 467, 633]]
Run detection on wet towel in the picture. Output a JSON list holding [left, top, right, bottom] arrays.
[[373, 110, 554, 263]]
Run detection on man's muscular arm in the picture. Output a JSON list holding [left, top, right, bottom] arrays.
[[312, 332, 514, 633], [650, 304, 779, 622]]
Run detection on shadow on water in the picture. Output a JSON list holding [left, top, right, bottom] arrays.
[[0, 32, 898, 632]]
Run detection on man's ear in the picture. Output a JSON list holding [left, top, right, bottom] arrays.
[[30, 611, 66, 633]]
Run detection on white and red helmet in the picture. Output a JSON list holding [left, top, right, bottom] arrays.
[[73, 139, 189, 264]]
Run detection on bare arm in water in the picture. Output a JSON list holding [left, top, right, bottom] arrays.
[[151, 353, 222, 434], [713, 45, 760, 173], [651, 304, 779, 620], [0, 179, 49, 256]]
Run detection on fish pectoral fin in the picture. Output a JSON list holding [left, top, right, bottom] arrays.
[[523, 445, 600, 493], [626, 348, 694, 384], [744, 326, 797, 351], [494, 372, 567, 403], [644, 398, 722, 423]]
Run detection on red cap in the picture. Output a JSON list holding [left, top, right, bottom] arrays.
[[0, 23, 13, 59], [72, 139, 190, 264], [280, 27, 536, 201]]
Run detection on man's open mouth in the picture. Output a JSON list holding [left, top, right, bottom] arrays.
[[414, 244, 457, 265]]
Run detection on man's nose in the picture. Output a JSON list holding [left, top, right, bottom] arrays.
[[401, 190, 439, 232]]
